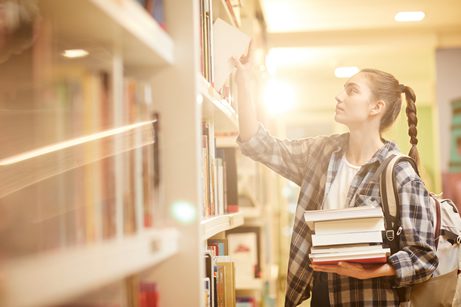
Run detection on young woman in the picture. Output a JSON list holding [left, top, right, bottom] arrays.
[[232, 55, 438, 306]]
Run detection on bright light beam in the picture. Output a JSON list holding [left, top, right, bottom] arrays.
[[0, 120, 155, 166]]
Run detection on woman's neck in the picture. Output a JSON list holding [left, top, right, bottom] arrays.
[[346, 129, 385, 166]]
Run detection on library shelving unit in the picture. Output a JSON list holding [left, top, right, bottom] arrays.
[[0, 0, 272, 307], [201, 212, 245, 240], [0, 0, 199, 306], [199, 0, 279, 306]]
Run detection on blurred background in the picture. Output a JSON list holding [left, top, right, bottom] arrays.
[[256, 1, 461, 305]]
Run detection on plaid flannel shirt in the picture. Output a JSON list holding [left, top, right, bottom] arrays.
[[237, 124, 438, 307]]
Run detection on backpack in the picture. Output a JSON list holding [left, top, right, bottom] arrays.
[[376, 153, 461, 306]]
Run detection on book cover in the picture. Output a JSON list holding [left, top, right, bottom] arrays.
[[212, 18, 250, 91], [310, 243, 390, 264], [227, 226, 261, 280], [310, 254, 388, 265], [216, 256, 236, 307], [216, 148, 238, 213], [311, 246, 390, 258], [208, 238, 228, 256]]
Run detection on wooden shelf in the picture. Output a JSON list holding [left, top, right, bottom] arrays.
[[240, 207, 263, 219], [2, 228, 179, 307], [201, 212, 244, 239], [39, 0, 173, 69], [199, 76, 239, 132], [216, 134, 239, 148]]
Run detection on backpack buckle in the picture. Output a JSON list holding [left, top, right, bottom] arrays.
[[386, 227, 402, 242], [386, 230, 395, 241]]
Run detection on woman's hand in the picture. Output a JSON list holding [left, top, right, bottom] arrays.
[[231, 41, 252, 87], [310, 262, 396, 280]]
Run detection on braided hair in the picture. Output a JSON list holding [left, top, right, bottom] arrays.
[[360, 68, 420, 166]]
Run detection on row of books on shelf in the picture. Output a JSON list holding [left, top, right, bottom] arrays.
[[1, 71, 161, 257], [304, 205, 390, 264], [202, 120, 239, 218], [236, 297, 258, 307], [206, 227, 261, 283], [205, 229, 262, 307], [135, 0, 166, 30], [199, 0, 250, 112], [204, 251, 236, 307], [56, 279, 159, 307]]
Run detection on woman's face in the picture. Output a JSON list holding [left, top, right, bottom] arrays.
[[334, 72, 377, 129]]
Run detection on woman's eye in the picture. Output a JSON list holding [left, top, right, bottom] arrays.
[[347, 87, 358, 95]]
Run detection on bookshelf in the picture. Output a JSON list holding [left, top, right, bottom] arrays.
[[201, 212, 244, 239], [0, 0, 190, 306], [2, 228, 179, 307], [200, 75, 239, 132], [197, 0, 277, 306], [39, 0, 173, 68], [0, 0, 271, 306]]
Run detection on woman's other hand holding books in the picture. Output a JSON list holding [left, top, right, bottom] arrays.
[[310, 262, 396, 279]]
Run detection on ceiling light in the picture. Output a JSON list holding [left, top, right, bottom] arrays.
[[394, 11, 425, 22], [62, 49, 89, 58], [334, 66, 359, 78]]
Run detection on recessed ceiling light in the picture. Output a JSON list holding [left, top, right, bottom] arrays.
[[335, 66, 359, 78], [62, 49, 89, 58], [394, 11, 425, 22]]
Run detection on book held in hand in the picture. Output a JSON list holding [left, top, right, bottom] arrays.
[[212, 18, 251, 91], [304, 205, 384, 231]]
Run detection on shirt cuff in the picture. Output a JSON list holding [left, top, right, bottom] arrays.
[[387, 252, 414, 287]]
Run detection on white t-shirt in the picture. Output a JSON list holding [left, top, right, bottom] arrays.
[[324, 155, 361, 210]]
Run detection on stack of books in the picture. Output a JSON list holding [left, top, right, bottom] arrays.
[[304, 206, 390, 264]]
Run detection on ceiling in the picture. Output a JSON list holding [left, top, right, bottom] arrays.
[[258, 0, 461, 115], [261, 0, 461, 33]]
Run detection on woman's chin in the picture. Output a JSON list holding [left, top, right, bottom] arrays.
[[334, 114, 344, 124]]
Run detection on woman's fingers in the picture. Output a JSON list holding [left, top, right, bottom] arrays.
[[240, 40, 252, 64], [231, 56, 243, 69], [311, 261, 387, 280]]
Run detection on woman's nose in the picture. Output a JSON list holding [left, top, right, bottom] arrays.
[[335, 90, 346, 103]]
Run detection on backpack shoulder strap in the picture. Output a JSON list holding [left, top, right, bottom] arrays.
[[373, 154, 419, 253], [376, 154, 419, 304]]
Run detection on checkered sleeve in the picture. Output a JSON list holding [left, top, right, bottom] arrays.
[[236, 123, 330, 186], [387, 162, 438, 288]]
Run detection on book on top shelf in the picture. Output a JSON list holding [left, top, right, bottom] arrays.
[[212, 18, 250, 91]]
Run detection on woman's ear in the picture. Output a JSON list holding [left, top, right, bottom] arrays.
[[370, 99, 386, 116]]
